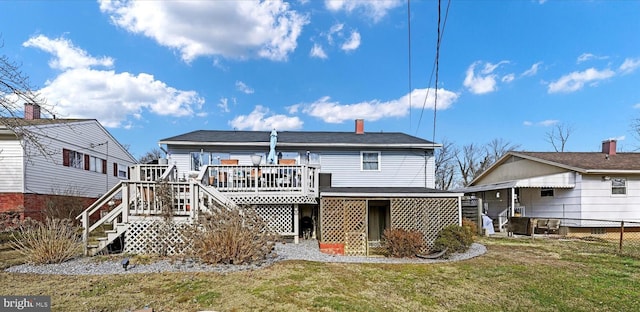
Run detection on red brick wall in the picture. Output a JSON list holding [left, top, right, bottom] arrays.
[[0, 192, 98, 221]]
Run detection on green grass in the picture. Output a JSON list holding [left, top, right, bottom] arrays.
[[1, 237, 639, 311]]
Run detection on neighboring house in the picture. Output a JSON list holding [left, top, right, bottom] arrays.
[[462, 139, 640, 235], [80, 119, 462, 256], [0, 104, 138, 220]]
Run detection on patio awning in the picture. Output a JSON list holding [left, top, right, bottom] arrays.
[[458, 172, 575, 193]]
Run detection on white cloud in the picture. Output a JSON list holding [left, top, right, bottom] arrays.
[[235, 81, 255, 94], [229, 105, 303, 130], [99, 0, 309, 62], [577, 53, 608, 64], [502, 74, 515, 83], [327, 23, 344, 45], [548, 67, 615, 93], [523, 119, 559, 127], [619, 58, 640, 74], [522, 62, 542, 77], [218, 98, 230, 113], [24, 35, 204, 128], [539, 119, 559, 127], [463, 61, 509, 94], [324, 0, 403, 22], [22, 35, 113, 70], [299, 88, 459, 123], [39, 69, 204, 127], [310, 43, 328, 59], [632, 103, 640, 109], [341, 31, 361, 52]]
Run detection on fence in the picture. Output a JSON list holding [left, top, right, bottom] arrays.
[[512, 217, 640, 258]]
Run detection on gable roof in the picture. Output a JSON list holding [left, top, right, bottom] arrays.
[[159, 130, 440, 149], [471, 151, 640, 186], [512, 152, 640, 172]]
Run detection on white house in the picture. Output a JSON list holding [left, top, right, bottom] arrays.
[[0, 104, 137, 220], [462, 140, 640, 235], [79, 120, 462, 256]]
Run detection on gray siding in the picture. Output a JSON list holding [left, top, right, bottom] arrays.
[[20, 121, 137, 197], [166, 146, 435, 188]]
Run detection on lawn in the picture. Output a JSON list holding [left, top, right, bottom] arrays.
[[1, 236, 639, 311]]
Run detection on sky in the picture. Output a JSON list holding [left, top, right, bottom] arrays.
[[1, 0, 639, 160]]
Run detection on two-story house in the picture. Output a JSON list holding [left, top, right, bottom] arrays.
[[0, 104, 137, 221], [78, 120, 462, 256]]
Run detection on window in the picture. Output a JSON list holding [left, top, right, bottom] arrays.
[[191, 151, 210, 171], [89, 156, 106, 174], [361, 152, 380, 171], [114, 163, 128, 179], [63, 149, 84, 169], [612, 177, 627, 195], [541, 188, 554, 197]]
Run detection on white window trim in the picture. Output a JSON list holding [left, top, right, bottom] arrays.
[[361, 151, 381, 171], [611, 177, 627, 196]]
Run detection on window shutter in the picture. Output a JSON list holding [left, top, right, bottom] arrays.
[[102, 159, 107, 175], [113, 163, 118, 177], [84, 154, 90, 170], [62, 149, 70, 167]]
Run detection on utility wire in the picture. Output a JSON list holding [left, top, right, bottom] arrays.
[[414, 0, 452, 140], [407, 0, 412, 132]]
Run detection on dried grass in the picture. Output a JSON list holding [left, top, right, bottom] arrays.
[[9, 218, 82, 264]]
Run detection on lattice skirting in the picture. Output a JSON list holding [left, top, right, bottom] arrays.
[[254, 204, 294, 234], [320, 197, 459, 255], [124, 220, 191, 255]]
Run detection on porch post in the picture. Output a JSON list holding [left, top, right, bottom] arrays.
[[294, 204, 299, 244], [122, 182, 129, 223], [510, 187, 515, 217]]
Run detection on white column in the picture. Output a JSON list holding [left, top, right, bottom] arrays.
[[294, 204, 299, 244]]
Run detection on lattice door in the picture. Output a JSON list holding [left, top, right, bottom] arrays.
[[343, 199, 366, 256]]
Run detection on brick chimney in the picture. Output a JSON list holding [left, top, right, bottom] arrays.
[[355, 119, 364, 134], [602, 139, 616, 155], [24, 103, 41, 120]]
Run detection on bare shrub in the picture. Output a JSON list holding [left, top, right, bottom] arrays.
[[10, 218, 82, 264], [382, 228, 425, 258], [462, 217, 478, 236], [41, 186, 90, 224], [184, 206, 278, 265]]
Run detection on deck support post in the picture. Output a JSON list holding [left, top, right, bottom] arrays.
[[294, 203, 299, 244]]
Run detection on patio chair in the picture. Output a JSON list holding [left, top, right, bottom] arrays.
[[546, 219, 561, 234]]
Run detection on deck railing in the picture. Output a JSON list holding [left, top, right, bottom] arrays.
[[196, 164, 319, 196]]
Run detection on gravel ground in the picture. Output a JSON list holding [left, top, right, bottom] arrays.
[[4, 241, 486, 275]]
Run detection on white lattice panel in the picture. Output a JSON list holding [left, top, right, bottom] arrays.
[[228, 194, 317, 205], [124, 220, 190, 255], [254, 204, 294, 234]]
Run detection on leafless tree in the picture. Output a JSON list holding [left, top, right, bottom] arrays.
[[1, 40, 54, 158], [545, 123, 573, 152], [138, 148, 164, 164], [434, 138, 457, 190], [455, 138, 520, 186]]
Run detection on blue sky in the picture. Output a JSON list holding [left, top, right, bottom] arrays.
[[1, 0, 639, 159]]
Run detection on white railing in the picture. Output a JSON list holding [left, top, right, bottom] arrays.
[[197, 164, 319, 195], [498, 208, 510, 232]]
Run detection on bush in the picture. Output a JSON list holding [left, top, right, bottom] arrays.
[[382, 228, 425, 258], [184, 206, 278, 265], [462, 218, 478, 236], [433, 225, 474, 257], [10, 218, 83, 264]]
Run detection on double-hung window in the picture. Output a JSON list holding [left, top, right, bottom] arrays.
[[361, 152, 380, 171], [612, 177, 627, 195]]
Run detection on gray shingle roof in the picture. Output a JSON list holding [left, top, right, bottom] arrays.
[[514, 151, 640, 171], [159, 130, 437, 148]]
